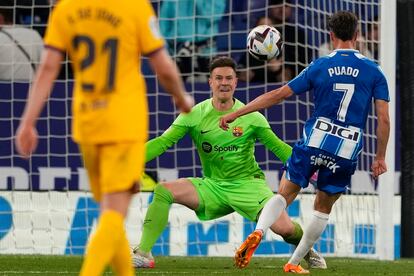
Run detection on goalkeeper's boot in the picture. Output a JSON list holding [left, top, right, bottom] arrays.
[[283, 263, 310, 274], [132, 248, 155, 268], [234, 229, 263, 268], [304, 248, 327, 269]]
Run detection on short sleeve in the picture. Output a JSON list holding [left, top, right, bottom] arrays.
[[44, 3, 67, 53], [373, 66, 390, 102], [137, 0, 165, 56], [287, 61, 315, 95]]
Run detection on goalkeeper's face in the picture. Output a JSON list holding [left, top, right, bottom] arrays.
[[209, 66, 238, 103]]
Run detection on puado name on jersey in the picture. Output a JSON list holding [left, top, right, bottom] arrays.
[[328, 66, 359, 78]]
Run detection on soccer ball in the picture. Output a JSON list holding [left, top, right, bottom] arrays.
[[247, 25, 283, 61]]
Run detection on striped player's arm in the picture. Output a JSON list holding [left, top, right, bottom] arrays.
[[371, 99, 390, 178]]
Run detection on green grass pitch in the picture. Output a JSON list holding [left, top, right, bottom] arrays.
[[0, 255, 413, 275]]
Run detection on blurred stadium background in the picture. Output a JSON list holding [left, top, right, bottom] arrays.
[[1, 0, 413, 269]]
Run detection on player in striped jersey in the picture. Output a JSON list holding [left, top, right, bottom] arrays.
[[220, 11, 390, 274]]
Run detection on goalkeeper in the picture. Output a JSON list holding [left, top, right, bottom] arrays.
[[133, 56, 326, 269]]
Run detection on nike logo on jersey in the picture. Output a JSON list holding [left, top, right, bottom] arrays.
[[258, 198, 267, 205], [201, 130, 212, 134]]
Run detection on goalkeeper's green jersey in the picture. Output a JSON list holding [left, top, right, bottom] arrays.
[[146, 98, 292, 180]]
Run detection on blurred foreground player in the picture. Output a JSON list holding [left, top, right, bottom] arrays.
[[15, 0, 193, 275]]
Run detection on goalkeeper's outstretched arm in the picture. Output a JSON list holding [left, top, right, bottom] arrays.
[[145, 124, 188, 162], [256, 127, 292, 163]]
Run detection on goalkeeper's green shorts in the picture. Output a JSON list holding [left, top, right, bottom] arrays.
[[188, 177, 274, 222]]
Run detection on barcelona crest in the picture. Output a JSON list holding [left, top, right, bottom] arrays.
[[232, 126, 243, 137]]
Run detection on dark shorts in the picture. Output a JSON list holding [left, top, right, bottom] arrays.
[[286, 143, 357, 194]]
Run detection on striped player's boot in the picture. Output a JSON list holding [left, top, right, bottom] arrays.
[[304, 248, 327, 269], [283, 263, 310, 274]]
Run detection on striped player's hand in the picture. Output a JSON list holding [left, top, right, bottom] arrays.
[[371, 158, 387, 179], [219, 112, 238, 131]]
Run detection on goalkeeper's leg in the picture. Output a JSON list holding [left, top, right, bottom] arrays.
[[134, 179, 200, 268], [136, 184, 174, 253], [132, 184, 173, 268]]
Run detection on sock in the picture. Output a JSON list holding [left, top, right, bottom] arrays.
[[288, 210, 329, 265], [256, 194, 287, 233], [139, 184, 174, 253], [79, 210, 125, 276], [283, 221, 303, 246], [110, 227, 134, 276]]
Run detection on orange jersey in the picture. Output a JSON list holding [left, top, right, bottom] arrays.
[[44, 0, 164, 143]]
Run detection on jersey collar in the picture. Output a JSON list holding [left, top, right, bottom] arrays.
[[334, 49, 360, 53], [209, 98, 241, 115]]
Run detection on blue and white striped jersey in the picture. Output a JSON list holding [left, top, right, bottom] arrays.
[[287, 49, 389, 160]]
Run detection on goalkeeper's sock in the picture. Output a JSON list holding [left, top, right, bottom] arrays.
[[111, 226, 134, 276], [79, 210, 126, 276], [288, 211, 329, 265], [256, 194, 287, 232], [138, 184, 174, 253], [283, 221, 304, 246]]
